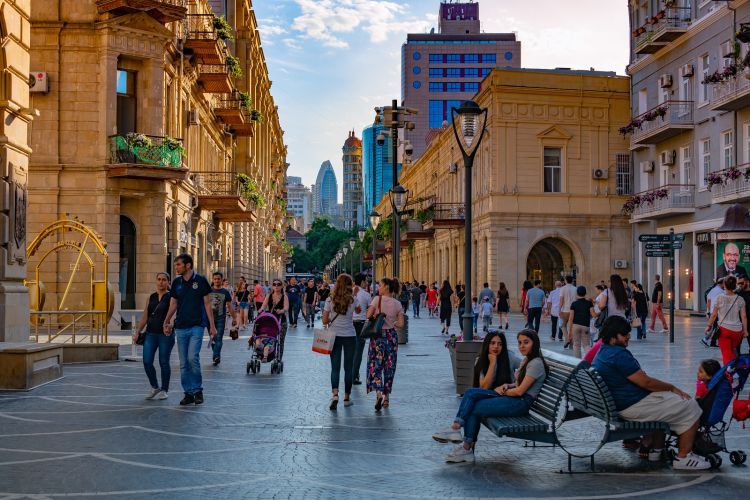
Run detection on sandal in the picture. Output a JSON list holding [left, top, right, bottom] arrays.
[[329, 394, 339, 411], [383, 397, 390, 409], [344, 397, 352, 407], [375, 394, 384, 411]]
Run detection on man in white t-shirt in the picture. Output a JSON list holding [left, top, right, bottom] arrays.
[[558, 275, 578, 346], [546, 281, 562, 341], [352, 273, 372, 385], [706, 278, 725, 316]]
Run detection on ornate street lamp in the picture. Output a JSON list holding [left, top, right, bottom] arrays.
[[370, 210, 381, 284], [451, 100, 488, 341], [349, 237, 356, 274], [342, 246, 348, 275], [358, 227, 366, 273], [389, 184, 409, 279]]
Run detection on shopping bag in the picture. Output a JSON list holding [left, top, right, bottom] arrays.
[[312, 327, 336, 355]]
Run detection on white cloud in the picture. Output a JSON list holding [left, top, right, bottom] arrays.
[[283, 38, 303, 50]]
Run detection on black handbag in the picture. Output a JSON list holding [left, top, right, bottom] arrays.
[[360, 297, 386, 340], [594, 290, 609, 329], [135, 331, 146, 345]]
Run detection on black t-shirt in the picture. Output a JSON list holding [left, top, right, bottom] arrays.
[[419, 284, 427, 293], [286, 284, 301, 302], [457, 290, 466, 308], [410, 287, 421, 301], [318, 286, 330, 303], [633, 291, 649, 317], [236, 289, 250, 303], [208, 287, 232, 322], [651, 282, 663, 304], [304, 285, 317, 304], [146, 292, 171, 334], [170, 273, 211, 329], [570, 298, 593, 327]]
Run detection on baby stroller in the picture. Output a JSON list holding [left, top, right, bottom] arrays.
[[246, 312, 284, 375], [678, 354, 750, 468]]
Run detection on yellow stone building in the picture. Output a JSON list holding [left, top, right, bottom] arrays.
[[376, 68, 633, 301], [28, 0, 287, 326]]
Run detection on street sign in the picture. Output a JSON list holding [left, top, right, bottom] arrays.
[[645, 243, 672, 250], [673, 233, 685, 241], [672, 242, 683, 249], [645, 250, 671, 257], [639, 234, 671, 242]]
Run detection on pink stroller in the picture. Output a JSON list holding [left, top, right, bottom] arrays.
[[246, 312, 284, 375]]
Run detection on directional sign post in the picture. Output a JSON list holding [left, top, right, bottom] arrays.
[[641, 229, 683, 343]]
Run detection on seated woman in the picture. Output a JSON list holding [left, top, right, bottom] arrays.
[[432, 331, 520, 444], [436, 329, 549, 463]]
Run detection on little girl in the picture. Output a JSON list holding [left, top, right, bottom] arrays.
[[471, 297, 479, 333], [696, 359, 721, 399]]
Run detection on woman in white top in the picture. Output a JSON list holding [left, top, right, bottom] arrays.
[[323, 273, 357, 410], [365, 277, 406, 411], [595, 274, 630, 320], [705, 275, 748, 364]]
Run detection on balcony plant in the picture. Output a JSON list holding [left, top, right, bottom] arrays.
[[725, 165, 742, 181], [664, 0, 677, 7], [702, 65, 739, 85], [225, 55, 242, 78], [250, 109, 264, 123], [164, 136, 184, 154], [622, 195, 642, 216], [706, 171, 725, 189], [655, 188, 669, 200], [238, 91, 252, 110], [237, 173, 267, 207], [281, 240, 294, 256], [125, 132, 152, 148], [213, 15, 233, 42], [737, 23, 750, 44], [655, 10, 666, 20], [416, 207, 435, 223]]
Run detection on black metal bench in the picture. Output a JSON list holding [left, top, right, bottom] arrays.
[[482, 350, 671, 471]]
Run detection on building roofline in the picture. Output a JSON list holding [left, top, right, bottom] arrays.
[[406, 33, 516, 42]]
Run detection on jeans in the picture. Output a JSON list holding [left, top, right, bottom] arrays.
[[176, 326, 204, 395], [412, 299, 420, 317], [288, 300, 301, 325], [482, 315, 491, 331], [454, 388, 499, 426], [305, 303, 315, 325], [636, 313, 648, 339], [528, 307, 542, 332], [458, 306, 465, 331], [330, 336, 356, 394], [143, 332, 175, 391], [211, 318, 225, 361], [463, 393, 534, 444], [352, 320, 366, 381], [473, 313, 478, 331], [550, 316, 560, 339]]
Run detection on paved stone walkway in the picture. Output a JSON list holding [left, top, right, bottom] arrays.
[[1, 312, 749, 498]]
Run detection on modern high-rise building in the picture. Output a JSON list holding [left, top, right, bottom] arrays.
[[402, 1, 522, 159], [313, 160, 338, 216], [342, 131, 363, 230], [286, 176, 313, 232], [363, 121, 401, 217]]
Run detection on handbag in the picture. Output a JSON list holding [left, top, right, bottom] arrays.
[[134, 331, 146, 345], [594, 290, 609, 329], [312, 308, 339, 355], [360, 296, 386, 340], [630, 317, 642, 328]]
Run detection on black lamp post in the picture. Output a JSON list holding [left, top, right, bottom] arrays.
[[349, 238, 356, 275], [357, 227, 366, 273], [451, 100, 488, 342], [370, 210, 381, 283], [389, 184, 408, 279]]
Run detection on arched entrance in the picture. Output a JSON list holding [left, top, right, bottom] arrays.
[[119, 215, 137, 309], [526, 238, 576, 291]]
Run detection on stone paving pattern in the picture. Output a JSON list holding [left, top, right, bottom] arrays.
[[1, 313, 750, 498]]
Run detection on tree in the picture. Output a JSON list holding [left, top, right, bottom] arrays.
[[291, 218, 351, 273]]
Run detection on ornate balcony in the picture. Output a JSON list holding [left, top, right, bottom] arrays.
[[402, 218, 434, 240], [422, 203, 465, 230], [196, 64, 232, 94], [709, 70, 750, 111], [106, 134, 188, 180], [627, 184, 695, 221], [194, 172, 257, 222], [228, 110, 258, 137], [709, 165, 750, 204], [631, 100, 693, 148], [213, 92, 247, 125], [96, 0, 187, 23], [184, 14, 227, 65], [634, 7, 691, 55]]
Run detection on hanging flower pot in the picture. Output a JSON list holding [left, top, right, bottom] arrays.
[[656, 10, 666, 20]]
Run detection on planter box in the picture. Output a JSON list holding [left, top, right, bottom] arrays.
[[0, 342, 63, 390], [448, 340, 483, 396]]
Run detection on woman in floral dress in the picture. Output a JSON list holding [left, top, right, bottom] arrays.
[[366, 277, 405, 411]]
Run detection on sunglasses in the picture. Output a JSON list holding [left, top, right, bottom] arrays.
[[273, 282, 282, 286]]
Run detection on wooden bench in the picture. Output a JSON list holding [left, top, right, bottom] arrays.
[[482, 350, 670, 471]]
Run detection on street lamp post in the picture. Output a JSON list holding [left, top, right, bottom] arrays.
[[370, 210, 381, 285], [389, 184, 408, 280], [358, 227, 366, 273], [451, 100, 488, 342], [349, 238, 356, 276], [342, 246, 349, 275]]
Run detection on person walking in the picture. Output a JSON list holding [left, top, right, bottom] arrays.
[[253, 279, 265, 317], [546, 281, 562, 340], [525, 280, 546, 333], [260, 279, 289, 358], [567, 286, 594, 358], [427, 284, 438, 318], [352, 273, 372, 385], [705, 275, 748, 364], [558, 276, 577, 347], [456, 285, 467, 332], [410, 281, 422, 318], [478, 283, 496, 309], [135, 272, 174, 400], [208, 272, 235, 366], [496, 282, 510, 330], [520, 280, 532, 328], [480, 297, 493, 332], [398, 284, 411, 316], [366, 277, 406, 411], [286, 277, 302, 328], [439, 280, 454, 334], [162, 254, 215, 406], [632, 282, 649, 340], [648, 274, 669, 334], [323, 273, 357, 410], [235, 281, 250, 330], [595, 274, 630, 327], [303, 278, 318, 328]]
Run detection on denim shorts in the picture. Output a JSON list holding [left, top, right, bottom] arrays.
[[239, 302, 250, 310]]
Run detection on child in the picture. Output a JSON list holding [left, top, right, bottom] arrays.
[[471, 297, 479, 332], [696, 359, 721, 399], [480, 296, 493, 332], [567, 286, 594, 359]]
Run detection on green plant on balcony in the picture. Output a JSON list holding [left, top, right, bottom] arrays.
[[237, 173, 266, 207], [416, 207, 434, 223], [213, 15, 234, 42], [115, 133, 182, 168], [250, 109, 264, 123], [277, 198, 287, 211], [270, 180, 277, 190], [238, 91, 252, 110], [273, 229, 281, 241], [125, 132, 152, 148], [225, 55, 242, 78], [164, 136, 184, 155], [281, 240, 294, 256]]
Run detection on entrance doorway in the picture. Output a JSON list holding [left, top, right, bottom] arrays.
[[119, 216, 137, 309], [526, 238, 576, 291]]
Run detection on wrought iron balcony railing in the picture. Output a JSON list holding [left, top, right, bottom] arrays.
[[627, 184, 695, 220], [108, 134, 183, 168], [631, 100, 693, 147], [634, 6, 691, 55], [709, 165, 750, 203]]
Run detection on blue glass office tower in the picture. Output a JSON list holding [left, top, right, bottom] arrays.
[[363, 122, 401, 217]]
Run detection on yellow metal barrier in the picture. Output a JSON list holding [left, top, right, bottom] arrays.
[[30, 310, 109, 344]]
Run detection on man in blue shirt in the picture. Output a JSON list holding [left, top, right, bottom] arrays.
[[593, 316, 709, 470], [163, 254, 215, 406], [285, 277, 302, 327], [524, 280, 546, 333]]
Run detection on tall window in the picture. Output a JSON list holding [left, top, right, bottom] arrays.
[[745, 123, 750, 163], [680, 75, 691, 101], [543, 147, 562, 193], [615, 153, 632, 195], [700, 54, 710, 104], [429, 100, 443, 128], [722, 130, 734, 169], [116, 69, 137, 135], [680, 146, 692, 186], [700, 138, 711, 188]]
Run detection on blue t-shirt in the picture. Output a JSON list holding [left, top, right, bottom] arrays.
[[170, 273, 211, 329], [592, 344, 650, 411], [286, 284, 302, 302], [527, 287, 546, 309]]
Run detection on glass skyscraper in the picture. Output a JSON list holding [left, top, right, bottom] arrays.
[[363, 122, 401, 217], [313, 160, 338, 216]]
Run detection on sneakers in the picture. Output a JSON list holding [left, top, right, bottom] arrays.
[[700, 338, 710, 347], [353, 379, 362, 385], [213, 357, 221, 366], [194, 391, 204, 405], [155, 390, 168, 400], [672, 452, 711, 470], [432, 427, 463, 444], [145, 388, 161, 400], [179, 393, 195, 405], [647, 328, 655, 333], [648, 448, 664, 462], [445, 444, 475, 463]]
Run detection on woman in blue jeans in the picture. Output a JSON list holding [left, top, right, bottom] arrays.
[[433, 329, 549, 463], [135, 273, 175, 400]]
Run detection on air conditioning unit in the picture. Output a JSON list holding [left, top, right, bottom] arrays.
[[658, 74, 673, 88], [448, 162, 458, 174], [29, 72, 48, 93], [722, 40, 735, 58], [188, 109, 200, 125], [679, 64, 694, 78], [614, 259, 629, 269], [660, 150, 676, 166], [592, 167, 609, 179], [641, 160, 655, 173]]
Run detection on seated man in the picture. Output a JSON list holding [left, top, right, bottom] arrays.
[[592, 316, 709, 470]]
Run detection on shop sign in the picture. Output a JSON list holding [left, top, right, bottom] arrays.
[[696, 232, 712, 245]]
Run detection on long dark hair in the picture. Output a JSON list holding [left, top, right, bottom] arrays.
[[440, 280, 453, 299], [498, 282, 508, 296], [522, 280, 533, 292], [473, 331, 513, 388], [609, 274, 628, 309], [516, 329, 548, 384]]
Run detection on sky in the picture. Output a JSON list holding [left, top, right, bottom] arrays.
[[252, 0, 630, 198]]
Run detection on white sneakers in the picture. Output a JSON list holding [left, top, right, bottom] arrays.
[[672, 452, 711, 470], [445, 445, 475, 463], [145, 388, 161, 400], [145, 388, 168, 400], [155, 390, 168, 400], [432, 427, 463, 444]]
